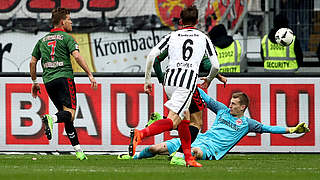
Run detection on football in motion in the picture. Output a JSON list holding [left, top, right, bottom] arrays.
[[275, 28, 294, 46]]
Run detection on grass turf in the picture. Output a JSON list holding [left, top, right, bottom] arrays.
[[0, 154, 319, 180]]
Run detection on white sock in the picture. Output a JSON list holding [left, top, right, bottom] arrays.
[[52, 115, 58, 123], [175, 152, 184, 158], [73, 145, 82, 152]]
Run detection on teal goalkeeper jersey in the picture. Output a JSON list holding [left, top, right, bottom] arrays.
[[197, 88, 286, 160], [32, 28, 79, 83]]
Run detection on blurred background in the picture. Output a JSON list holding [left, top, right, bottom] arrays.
[[0, 0, 319, 73]]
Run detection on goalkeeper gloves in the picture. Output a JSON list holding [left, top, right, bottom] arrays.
[[288, 122, 310, 134]]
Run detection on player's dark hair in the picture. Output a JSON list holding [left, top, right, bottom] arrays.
[[232, 92, 249, 111], [180, 5, 198, 25], [51, 8, 70, 26]]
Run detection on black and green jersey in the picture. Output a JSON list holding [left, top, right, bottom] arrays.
[[32, 28, 79, 84]]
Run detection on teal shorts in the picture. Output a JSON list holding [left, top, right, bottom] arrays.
[[165, 138, 215, 160], [165, 138, 181, 155]]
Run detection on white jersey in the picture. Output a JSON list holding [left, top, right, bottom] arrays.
[[156, 27, 218, 91]]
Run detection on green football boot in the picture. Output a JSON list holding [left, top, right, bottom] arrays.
[[76, 151, 88, 160], [42, 114, 53, 140], [117, 154, 134, 160], [167, 151, 176, 161], [170, 155, 186, 166], [145, 112, 162, 127]]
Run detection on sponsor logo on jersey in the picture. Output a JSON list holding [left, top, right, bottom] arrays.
[[218, 117, 239, 131], [43, 61, 64, 68], [236, 118, 243, 126], [42, 35, 64, 42], [178, 33, 199, 37]]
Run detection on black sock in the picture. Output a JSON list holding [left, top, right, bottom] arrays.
[[64, 120, 80, 146], [177, 125, 199, 153], [55, 111, 71, 123], [189, 126, 200, 142]]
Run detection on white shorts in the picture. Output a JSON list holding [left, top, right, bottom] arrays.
[[164, 86, 193, 119]]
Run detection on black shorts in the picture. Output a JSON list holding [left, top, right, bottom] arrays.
[[189, 88, 206, 114], [45, 77, 77, 111]]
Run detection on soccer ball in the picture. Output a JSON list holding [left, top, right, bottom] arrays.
[[275, 28, 294, 46]]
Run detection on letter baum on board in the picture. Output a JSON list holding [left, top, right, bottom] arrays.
[[110, 84, 154, 145], [5, 83, 102, 145], [270, 84, 315, 146]]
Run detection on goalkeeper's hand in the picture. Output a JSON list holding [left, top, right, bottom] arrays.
[[288, 122, 310, 133]]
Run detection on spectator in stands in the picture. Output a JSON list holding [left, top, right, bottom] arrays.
[[247, 0, 264, 36], [209, 24, 243, 73], [260, 14, 303, 72]]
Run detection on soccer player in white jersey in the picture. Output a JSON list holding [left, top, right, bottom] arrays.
[[121, 89, 310, 165], [128, 5, 220, 167]]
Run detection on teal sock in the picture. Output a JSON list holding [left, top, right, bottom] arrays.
[[134, 146, 155, 159]]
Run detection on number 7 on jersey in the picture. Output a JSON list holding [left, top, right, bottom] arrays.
[[47, 40, 57, 61]]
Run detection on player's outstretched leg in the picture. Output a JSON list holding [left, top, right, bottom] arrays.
[[42, 114, 53, 140]]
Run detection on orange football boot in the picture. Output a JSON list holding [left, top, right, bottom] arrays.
[[129, 129, 142, 156]]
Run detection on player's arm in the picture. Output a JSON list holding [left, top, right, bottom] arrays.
[[30, 56, 38, 84], [197, 88, 228, 114], [200, 56, 227, 86], [67, 35, 97, 89], [200, 37, 220, 89], [248, 119, 310, 134], [71, 50, 97, 89], [30, 41, 41, 98], [145, 34, 170, 94], [30, 56, 41, 98], [153, 48, 168, 84]]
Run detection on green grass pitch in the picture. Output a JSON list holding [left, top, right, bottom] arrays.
[[0, 154, 319, 180]]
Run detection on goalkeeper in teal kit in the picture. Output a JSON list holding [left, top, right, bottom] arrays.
[[119, 88, 310, 165]]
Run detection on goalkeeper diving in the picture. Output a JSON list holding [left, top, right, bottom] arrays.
[[118, 88, 310, 165]]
